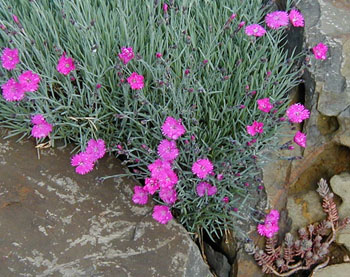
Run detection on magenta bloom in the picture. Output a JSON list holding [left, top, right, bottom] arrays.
[[265, 11, 289, 29], [31, 114, 46, 125], [161, 116, 186, 140], [257, 222, 279, 238], [132, 185, 149, 205], [144, 177, 160, 195], [86, 139, 106, 161], [118, 47, 134, 64], [159, 187, 177, 204], [294, 131, 307, 148], [156, 52, 162, 58], [257, 98, 273, 113], [1, 48, 19, 70], [157, 139, 179, 161], [163, 3, 168, 13], [192, 158, 214, 179], [71, 152, 95, 175], [196, 182, 217, 197], [245, 24, 266, 37], [12, 15, 19, 24], [289, 9, 304, 27], [127, 72, 144, 90], [148, 159, 172, 179], [31, 122, 53, 139], [157, 169, 178, 189], [286, 103, 310, 123], [152, 205, 173, 224], [246, 121, 264, 136], [312, 42, 328, 60], [57, 54, 75, 75], [265, 210, 280, 224], [1, 78, 25, 101], [19, 70, 40, 92]]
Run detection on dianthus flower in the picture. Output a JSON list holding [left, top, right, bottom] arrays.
[[31, 122, 53, 139], [257, 222, 279, 238], [152, 205, 173, 224], [245, 24, 266, 37], [265, 11, 289, 29], [192, 158, 214, 179], [312, 42, 328, 60], [246, 121, 264, 136], [1, 78, 25, 101], [196, 182, 217, 197], [289, 9, 304, 27], [148, 159, 172, 179], [161, 116, 186, 140], [85, 138, 106, 161], [257, 98, 273, 113], [132, 185, 149, 205], [157, 139, 179, 161], [286, 103, 310, 123], [157, 168, 178, 189], [265, 209, 280, 224], [57, 53, 75, 75], [127, 72, 144, 90], [294, 131, 307, 148], [118, 47, 134, 64], [159, 187, 177, 204], [19, 70, 40, 92], [1, 48, 19, 70], [144, 177, 160, 195], [31, 114, 46, 125], [70, 152, 95, 175]]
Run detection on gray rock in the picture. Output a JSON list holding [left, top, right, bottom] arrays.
[[313, 263, 350, 277], [204, 243, 231, 277], [330, 172, 350, 219], [286, 191, 325, 234], [0, 135, 212, 277]]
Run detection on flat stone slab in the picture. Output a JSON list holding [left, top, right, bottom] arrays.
[[0, 134, 211, 277]]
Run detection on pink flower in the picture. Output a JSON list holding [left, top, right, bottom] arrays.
[[217, 174, 224, 181], [246, 121, 264, 136], [192, 158, 214, 179], [19, 70, 40, 92], [289, 9, 304, 27], [1, 48, 19, 70], [294, 131, 307, 148], [144, 177, 160, 195], [157, 139, 179, 161], [265, 210, 280, 224], [230, 13, 236, 20], [157, 169, 178, 189], [152, 205, 173, 224], [265, 11, 289, 29], [31, 122, 53, 138], [12, 15, 19, 24], [163, 3, 168, 13], [57, 54, 75, 75], [245, 24, 266, 37], [156, 52, 162, 58], [159, 187, 177, 204], [196, 182, 217, 197], [312, 42, 328, 60], [286, 103, 310, 123], [86, 139, 106, 161], [161, 116, 186, 140], [148, 159, 172, 179], [1, 78, 25, 101], [31, 114, 46, 125], [118, 47, 134, 64], [127, 72, 144, 90], [257, 98, 273, 113], [238, 21, 246, 29], [132, 185, 149, 205], [222, 196, 229, 203], [71, 152, 95, 175]]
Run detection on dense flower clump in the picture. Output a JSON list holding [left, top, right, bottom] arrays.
[[257, 210, 280, 238]]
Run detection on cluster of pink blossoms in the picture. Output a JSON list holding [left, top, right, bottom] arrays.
[[257, 210, 280, 238], [245, 9, 304, 37], [286, 103, 310, 148], [31, 114, 53, 139], [1, 48, 41, 102], [312, 42, 328, 60], [118, 47, 144, 90], [192, 159, 217, 197], [132, 116, 186, 224], [71, 139, 106, 175]]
